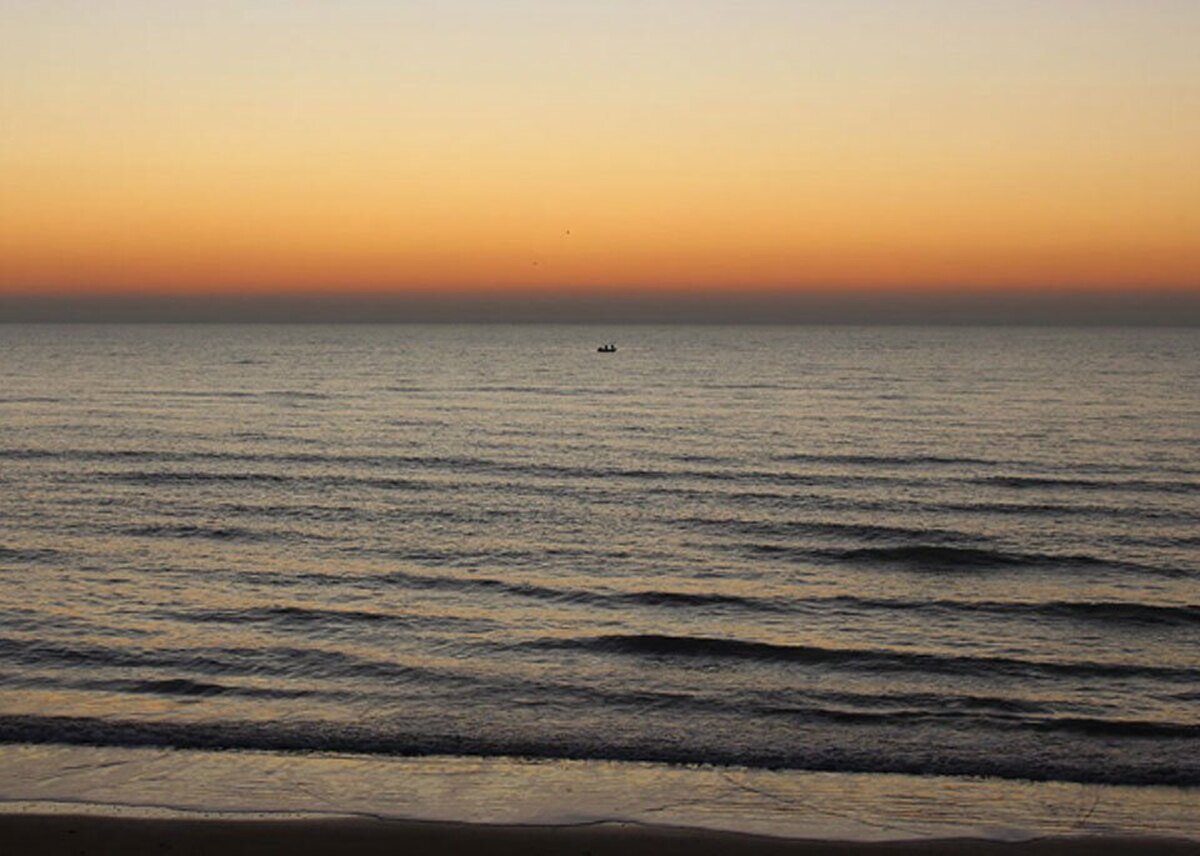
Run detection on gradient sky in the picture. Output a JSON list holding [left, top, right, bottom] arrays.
[[2, 0, 1198, 299]]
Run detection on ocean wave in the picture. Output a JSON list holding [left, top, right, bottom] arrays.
[[159, 604, 496, 634], [122, 523, 270, 542], [6, 440, 1195, 472], [123, 677, 244, 697], [773, 452, 1200, 477], [747, 705, 1200, 739], [1009, 599, 1200, 626], [0, 546, 63, 564], [1028, 716, 1200, 739], [530, 633, 1199, 681], [2, 672, 325, 701], [0, 447, 980, 491], [924, 499, 1192, 520], [126, 389, 335, 401], [372, 569, 783, 613], [105, 470, 295, 485], [773, 452, 997, 467], [0, 714, 1195, 787], [4, 659, 1193, 743], [7, 448, 1196, 509], [0, 637, 435, 683], [976, 474, 1200, 494], [129, 564, 1197, 630], [834, 544, 1189, 576], [681, 515, 979, 544], [815, 596, 1200, 628], [740, 542, 1184, 576], [362, 569, 1200, 628], [832, 544, 1102, 568], [10, 623, 1190, 719], [391, 567, 806, 610]]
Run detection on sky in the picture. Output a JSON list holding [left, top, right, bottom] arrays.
[[1, 1, 1198, 319]]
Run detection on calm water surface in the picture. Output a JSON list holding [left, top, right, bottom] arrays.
[[1, 324, 1197, 786]]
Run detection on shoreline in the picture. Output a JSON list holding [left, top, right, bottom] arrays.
[[3, 813, 1200, 856], [4, 744, 1199, 843]]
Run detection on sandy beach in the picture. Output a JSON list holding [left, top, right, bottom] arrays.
[[2, 814, 1198, 856]]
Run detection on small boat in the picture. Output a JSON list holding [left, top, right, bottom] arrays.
[[597, 343, 617, 353]]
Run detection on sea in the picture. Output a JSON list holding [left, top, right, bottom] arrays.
[[1, 323, 1197, 839]]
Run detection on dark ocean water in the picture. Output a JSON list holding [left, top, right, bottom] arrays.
[[1, 324, 1197, 787]]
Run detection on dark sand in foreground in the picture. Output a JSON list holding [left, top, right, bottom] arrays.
[[3, 814, 1198, 855]]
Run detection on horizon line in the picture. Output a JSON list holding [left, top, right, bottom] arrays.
[[2, 289, 1199, 326]]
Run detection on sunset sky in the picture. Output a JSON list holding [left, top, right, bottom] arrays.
[[2, 0, 1198, 303]]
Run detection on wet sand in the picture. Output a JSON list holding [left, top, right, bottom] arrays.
[[2, 814, 1198, 855]]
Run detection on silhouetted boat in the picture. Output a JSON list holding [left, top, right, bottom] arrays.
[[597, 343, 617, 353]]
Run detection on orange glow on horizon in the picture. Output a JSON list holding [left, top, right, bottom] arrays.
[[2, 2, 1197, 300]]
